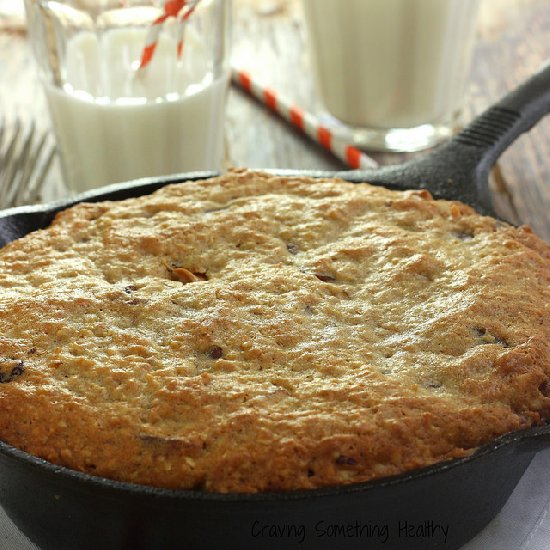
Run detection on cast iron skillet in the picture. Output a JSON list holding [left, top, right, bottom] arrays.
[[1, 63, 550, 550]]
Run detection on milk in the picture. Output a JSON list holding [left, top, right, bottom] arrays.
[[302, 0, 480, 131], [45, 27, 228, 192]]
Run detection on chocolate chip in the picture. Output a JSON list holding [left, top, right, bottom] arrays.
[[209, 347, 223, 360], [336, 455, 357, 465], [315, 274, 336, 283], [539, 381, 550, 398], [124, 285, 137, 294], [473, 328, 509, 347], [0, 361, 25, 384], [494, 336, 509, 348], [28, 348, 37, 355], [191, 478, 207, 491], [11, 365, 24, 377], [286, 242, 299, 255], [307, 469, 315, 477], [453, 231, 474, 240]]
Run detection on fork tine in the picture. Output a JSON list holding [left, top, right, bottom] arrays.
[[0, 120, 6, 168], [8, 122, 36, 207], [0, 119, 56, 209], [16, 137, 46, 203], [0, 119, 22, 205], [27, 141, 56, 204], [12, 123, 40, 206]]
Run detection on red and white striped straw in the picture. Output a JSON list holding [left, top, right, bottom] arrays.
[[137, 7, 377, 171], [231, 68, 378, 170], [139, 0, 201, 69], [177, 1, 199, 59]]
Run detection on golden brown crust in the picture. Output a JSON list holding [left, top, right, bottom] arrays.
[[0, 169, 549, 492]]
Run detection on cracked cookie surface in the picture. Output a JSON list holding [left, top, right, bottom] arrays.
[[1, 169, 549, 492]]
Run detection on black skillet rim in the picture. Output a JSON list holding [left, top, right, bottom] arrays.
[[1, 425, 550, 503], [1, 170, 549, 503]]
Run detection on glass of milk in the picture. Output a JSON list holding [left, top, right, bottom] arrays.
[[301, 0, 480, 152], [24, 0, 231, 193]]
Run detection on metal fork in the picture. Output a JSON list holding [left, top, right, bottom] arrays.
[[0, 118, 56, 208]]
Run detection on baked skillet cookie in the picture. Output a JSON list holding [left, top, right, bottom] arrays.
[[0, 170, 549, 493]]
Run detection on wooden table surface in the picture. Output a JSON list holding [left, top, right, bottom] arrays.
[[1, 0, 549, 238]]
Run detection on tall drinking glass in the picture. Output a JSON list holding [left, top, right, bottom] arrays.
[[302, 0, 480, 152], [25, 0, 231, 193]]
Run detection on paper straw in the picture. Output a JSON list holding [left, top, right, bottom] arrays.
[[139, 0, 201, 69], [231, 68, 378, 170], [177, 2, 200, 59]]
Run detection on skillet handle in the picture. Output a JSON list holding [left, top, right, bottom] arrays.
[[455, 59, 550, 210], [338, 61, 550, 216]]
